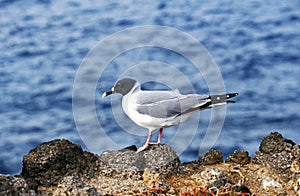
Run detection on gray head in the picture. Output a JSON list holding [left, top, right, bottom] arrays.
[[102, 78, 137, 98]]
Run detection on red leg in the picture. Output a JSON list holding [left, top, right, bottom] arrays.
[[137, 130, 152, 152], [157, 128, 163, 144], [149, 128, 163, 145]]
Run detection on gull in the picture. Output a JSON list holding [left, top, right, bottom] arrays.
[[102, 78, 238, 152]]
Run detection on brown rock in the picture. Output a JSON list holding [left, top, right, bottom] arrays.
[[252, 132, 300, 182], [225, 150, 250, 165], [2, 131, 298, 195], [259, 131, 295, 154], [199, 149, 223, 165], [0, 174, 36, 196], [21, 139, 98, 189]]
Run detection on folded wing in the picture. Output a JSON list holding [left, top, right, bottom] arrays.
[[134, 90, 209, 118]]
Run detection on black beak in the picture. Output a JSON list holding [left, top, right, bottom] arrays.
[[102, 89, 114, 99]]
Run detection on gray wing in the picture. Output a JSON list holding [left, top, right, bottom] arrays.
[[134, 90, 209, 118]]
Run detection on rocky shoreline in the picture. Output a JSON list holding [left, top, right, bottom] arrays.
[[1, 132, 300, 195]]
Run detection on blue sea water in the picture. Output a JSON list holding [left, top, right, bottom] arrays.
[[1, 0, 300, 175]]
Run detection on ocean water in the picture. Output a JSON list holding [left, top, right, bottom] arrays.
[[1, 0, 299, 175]]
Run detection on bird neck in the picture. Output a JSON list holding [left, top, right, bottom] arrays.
[[122, 82, 141, 115]]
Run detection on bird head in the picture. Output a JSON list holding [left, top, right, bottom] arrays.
[[102, 78, 137, 98]]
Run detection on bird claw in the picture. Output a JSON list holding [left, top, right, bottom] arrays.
[[136, 128, 163, 153], [148, 141, 161, 145], [136, 144, 149, 153]]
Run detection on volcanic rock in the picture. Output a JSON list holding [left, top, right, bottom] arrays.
[[1, 131, 299, 195], [0, 174, 36, 196], [252, 132, 300, 182], [99, 144, 180, 180], [225, 150, 250, 165], [198, 149, 223, 165], [21, 139, 98, 189]]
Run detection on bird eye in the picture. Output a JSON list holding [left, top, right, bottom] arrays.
[[117, 82, 122, 88]]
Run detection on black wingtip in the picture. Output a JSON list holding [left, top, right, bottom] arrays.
[[226, 93, 239, 99]]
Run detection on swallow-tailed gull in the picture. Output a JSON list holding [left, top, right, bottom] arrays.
[[102, 78, 238, 152]]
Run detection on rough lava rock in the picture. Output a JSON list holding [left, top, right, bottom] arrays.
[[2, 131, 300, 195], [259, 131, 296, 154], [52, 176, 101, 196], [99, 144, 180, 180], [198, 149, 223, 165], [0, 174, 36, 196], [21, 139, 99, 189], [226, 150, 250, 165], [252, 132, 300, 182]]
